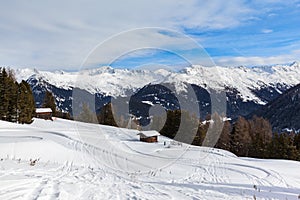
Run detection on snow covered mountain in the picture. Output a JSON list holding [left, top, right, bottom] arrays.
[[253, 82, 300, 132], [15, 61, 300, 119]]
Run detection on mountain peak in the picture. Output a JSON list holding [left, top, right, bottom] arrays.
[[89, 66, 115, 75], [290, 61, 300, 68]]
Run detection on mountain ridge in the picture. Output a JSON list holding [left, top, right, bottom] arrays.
[[15, 62, 300, 103], [13, 62, 300, 125]]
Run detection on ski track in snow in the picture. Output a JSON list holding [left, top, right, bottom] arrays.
[[0, 118, 300, 200]]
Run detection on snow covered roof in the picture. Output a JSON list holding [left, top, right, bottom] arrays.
[[137, 130, 160, 137], [36, 108, 52, 113]]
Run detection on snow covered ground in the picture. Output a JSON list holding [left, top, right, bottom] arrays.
[[0, 118, 300, 200]]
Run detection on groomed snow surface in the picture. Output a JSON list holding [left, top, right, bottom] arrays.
[[0, 118, 300, 200]]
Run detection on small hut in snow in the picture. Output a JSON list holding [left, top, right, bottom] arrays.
[[36, 108, 52, 120], [137, 130, 160, 143]]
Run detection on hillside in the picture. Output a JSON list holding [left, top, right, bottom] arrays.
[[0, 118, 300, 199], [253, 83, 300, 132]]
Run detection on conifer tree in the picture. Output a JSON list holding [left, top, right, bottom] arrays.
[[215, 120, 231, 151], [0, 68, 9, 120], [294, 133, 300, 151], [97, 103, 117, 126], [248, 116, 272, 158], [42, 91, 56, 115], [160, 110, 181, 139], [0, 67, 3, 117], [77, 103, 98, 123], [231, 116, 251, 156], [18, 81, 35, 123], [4, 69, 18, 122], [193, 114, 211, 146], [193, 119, 209, 146], [268, 133, 299, 160]]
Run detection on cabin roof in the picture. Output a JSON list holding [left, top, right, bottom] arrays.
[[36, 108, 52, 113], [137, 130, 160, 137]]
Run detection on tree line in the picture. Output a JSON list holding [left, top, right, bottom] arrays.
[[157, 110, 300, 161], [0, 67, 35, 123], [75, 102, 117, 126]]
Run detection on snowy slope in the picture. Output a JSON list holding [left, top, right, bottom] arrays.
[[1, 118, 300, 199], [15, 61, 300, 104]]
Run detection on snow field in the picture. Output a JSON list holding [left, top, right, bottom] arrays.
[[0, 118, 300, 199]]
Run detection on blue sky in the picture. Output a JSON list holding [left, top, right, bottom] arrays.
[[0, 0, 300, 70]]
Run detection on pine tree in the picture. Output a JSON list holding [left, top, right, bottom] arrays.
[[76, 103, 98, 123], [215, 120, 232, 151], [0, 68, 9, 120], [0, 68, 5, 119], [174, 110, 198, 144], [193, 119, 209, 146], [231, 116, 252, 156], [267, 133, 282, 159], [24, 81, 35, 121], [294, 133, 300, 151], [42, 91, 56, 115], [160, 110, 181, 139], [17, 81, 35, 123], [248, 116, 272, 158], [268, 133, 300, 160], [5, 70, 18, 122], [17, 81, 27, 123], [97, 103, 117, 126]]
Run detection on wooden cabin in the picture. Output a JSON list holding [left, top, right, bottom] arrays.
[[137, 130, 160, 143], [36, 108, 53, 120]]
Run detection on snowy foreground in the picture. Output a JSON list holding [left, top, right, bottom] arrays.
[[0, 118, 300, 200]]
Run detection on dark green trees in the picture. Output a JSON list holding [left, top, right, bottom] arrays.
[[160, 110, 181, 139], [74, 102, 117, 125], [268, 133, 300, 160], [0, 68, 11, 121], [17, 81, 35, 123], [97, 103, 117, 126], [248, 116, 272, 158], [76, 103, 98, 123], [42, 91, 56, 115], [0, 67, 35, 123]]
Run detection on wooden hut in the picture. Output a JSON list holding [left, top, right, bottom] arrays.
[[137, 130, 160, 143], [36, 108, 53, 120]]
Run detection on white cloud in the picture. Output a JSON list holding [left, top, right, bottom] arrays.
[[215, 49, 300, 66], [0, 0, 254, 70], [262, 29, 273, 34]]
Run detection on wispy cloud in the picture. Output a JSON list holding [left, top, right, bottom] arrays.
[[215, 49, 300, 66], [0, 0, 255, 70], [261, 29, 273, 34], [0, 0, 299, 70]]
